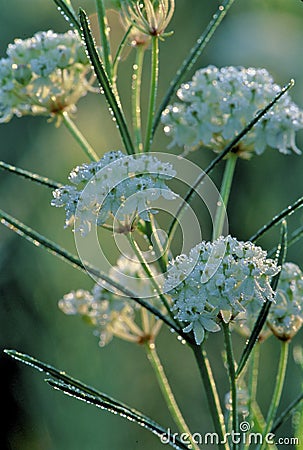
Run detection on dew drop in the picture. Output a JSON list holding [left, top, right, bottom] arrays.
[[219, 5, 224, 11]]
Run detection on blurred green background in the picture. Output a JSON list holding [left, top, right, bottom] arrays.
[[1, 0, 303, 449]]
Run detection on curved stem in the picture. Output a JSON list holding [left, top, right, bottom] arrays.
[[132, 46, 145, 152], [259, 341, 289, 450], [222, 322, 238, 450], [113, 25, 132, 84], [212, 154, 237, 241], [61, 111, 99, 161], [192, 345, 229, 450], [145, 342, 200, 450], [95, 0, 112, 81], [144, 36, 159, 152]]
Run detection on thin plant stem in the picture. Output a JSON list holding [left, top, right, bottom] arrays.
[[247, 344, 259, 420], [222, 322, 238, 450], [79, 9, 135, 156], [145, 215, 168, 273], [271, 392, 303, 433], [113, 25, 132, 83], [144, 36, 159, 152], [145, 342, 200, 450], [191, 345, 229, 450], [127, 233, 174, 323], [250, 196, 303, 243], [258, 341, 289, 450], [95, 0, 112, 81], [132, 46, 145, 152], [212, 154, 237, 241], [0, 161, 62, 189], [152, 0, 235, 137], [61, 111, 99, 161]]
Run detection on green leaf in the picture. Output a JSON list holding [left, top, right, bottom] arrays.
[[53, 0, 82, 33], [236, 221, 288, 378], [152, 0, 235, 136], [271, 392, 303, 433], [79, 8, 135, 156], [0, 160, 61, 189], [249, 195, 303, 243], [5, 350, 189, 450], [0, 208, 178, 333]]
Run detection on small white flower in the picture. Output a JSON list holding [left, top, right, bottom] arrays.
[[51, 151, 177, 235], [162, 66, 303, 158], [164, 235, 279, 344], [0, 30, 93, 123], [59, 254, 162, 346], [267, 262, 303, 341]]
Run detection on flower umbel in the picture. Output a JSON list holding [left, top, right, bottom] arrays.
[[267, 262, 303, 341], [0, 30, 93, 123], [162, 66, 303, 158], [121, 0, 175, 42], [164, 235, 280, 344], [59, 255, 162, 346], [51, 151, 177, 235]]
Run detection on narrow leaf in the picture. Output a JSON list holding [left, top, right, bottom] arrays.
[[0, 161, 61, 189], [167, 81, 294, 243], [79, 9, 135, 156], [271, 392, 303, 433], [0, 209, 179, 333], [4, 351, 189, 450], [53, 0, 82, 33], [250, 195, 303, 242], [152, 0, 235, 136], [46, 379, 189, 450], [236, 222, 288, 378], [268, 224, 303, 258]]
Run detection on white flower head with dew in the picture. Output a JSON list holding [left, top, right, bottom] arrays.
[[164, 235, 280, 344], [51, 151, 177, 236], [0, 30, 93, 123], [234, 262, 303, 342], [162, 66, 303, 158]]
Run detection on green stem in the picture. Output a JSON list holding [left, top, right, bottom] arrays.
[[144, 36, 159, 152], [212, 154, 237, 241], [132, 46, 145, 153], [127, 233, 175, 324], [192, 345, 229, 450], [61, 111, 99, 161], [259, 341, 289, 450], [0, 161, 61, 189], [222, 322, 238, 450], [152, 0, 235, 137], [247, 344, 259, 420], [95, 0, 112, 81], [145, 343, 200, 450], [145, 216, 168, 273], [113, 25, 132, 84]]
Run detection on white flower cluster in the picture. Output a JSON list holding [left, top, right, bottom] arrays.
[[267, 262, 303, 341], [0, 30, 92, 123], [162, 66, 303, 157], [59, 255, 161, 346], [234, 262, 303, 342], [164, 235, 279, 344], [51, 151, 177, 235]]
